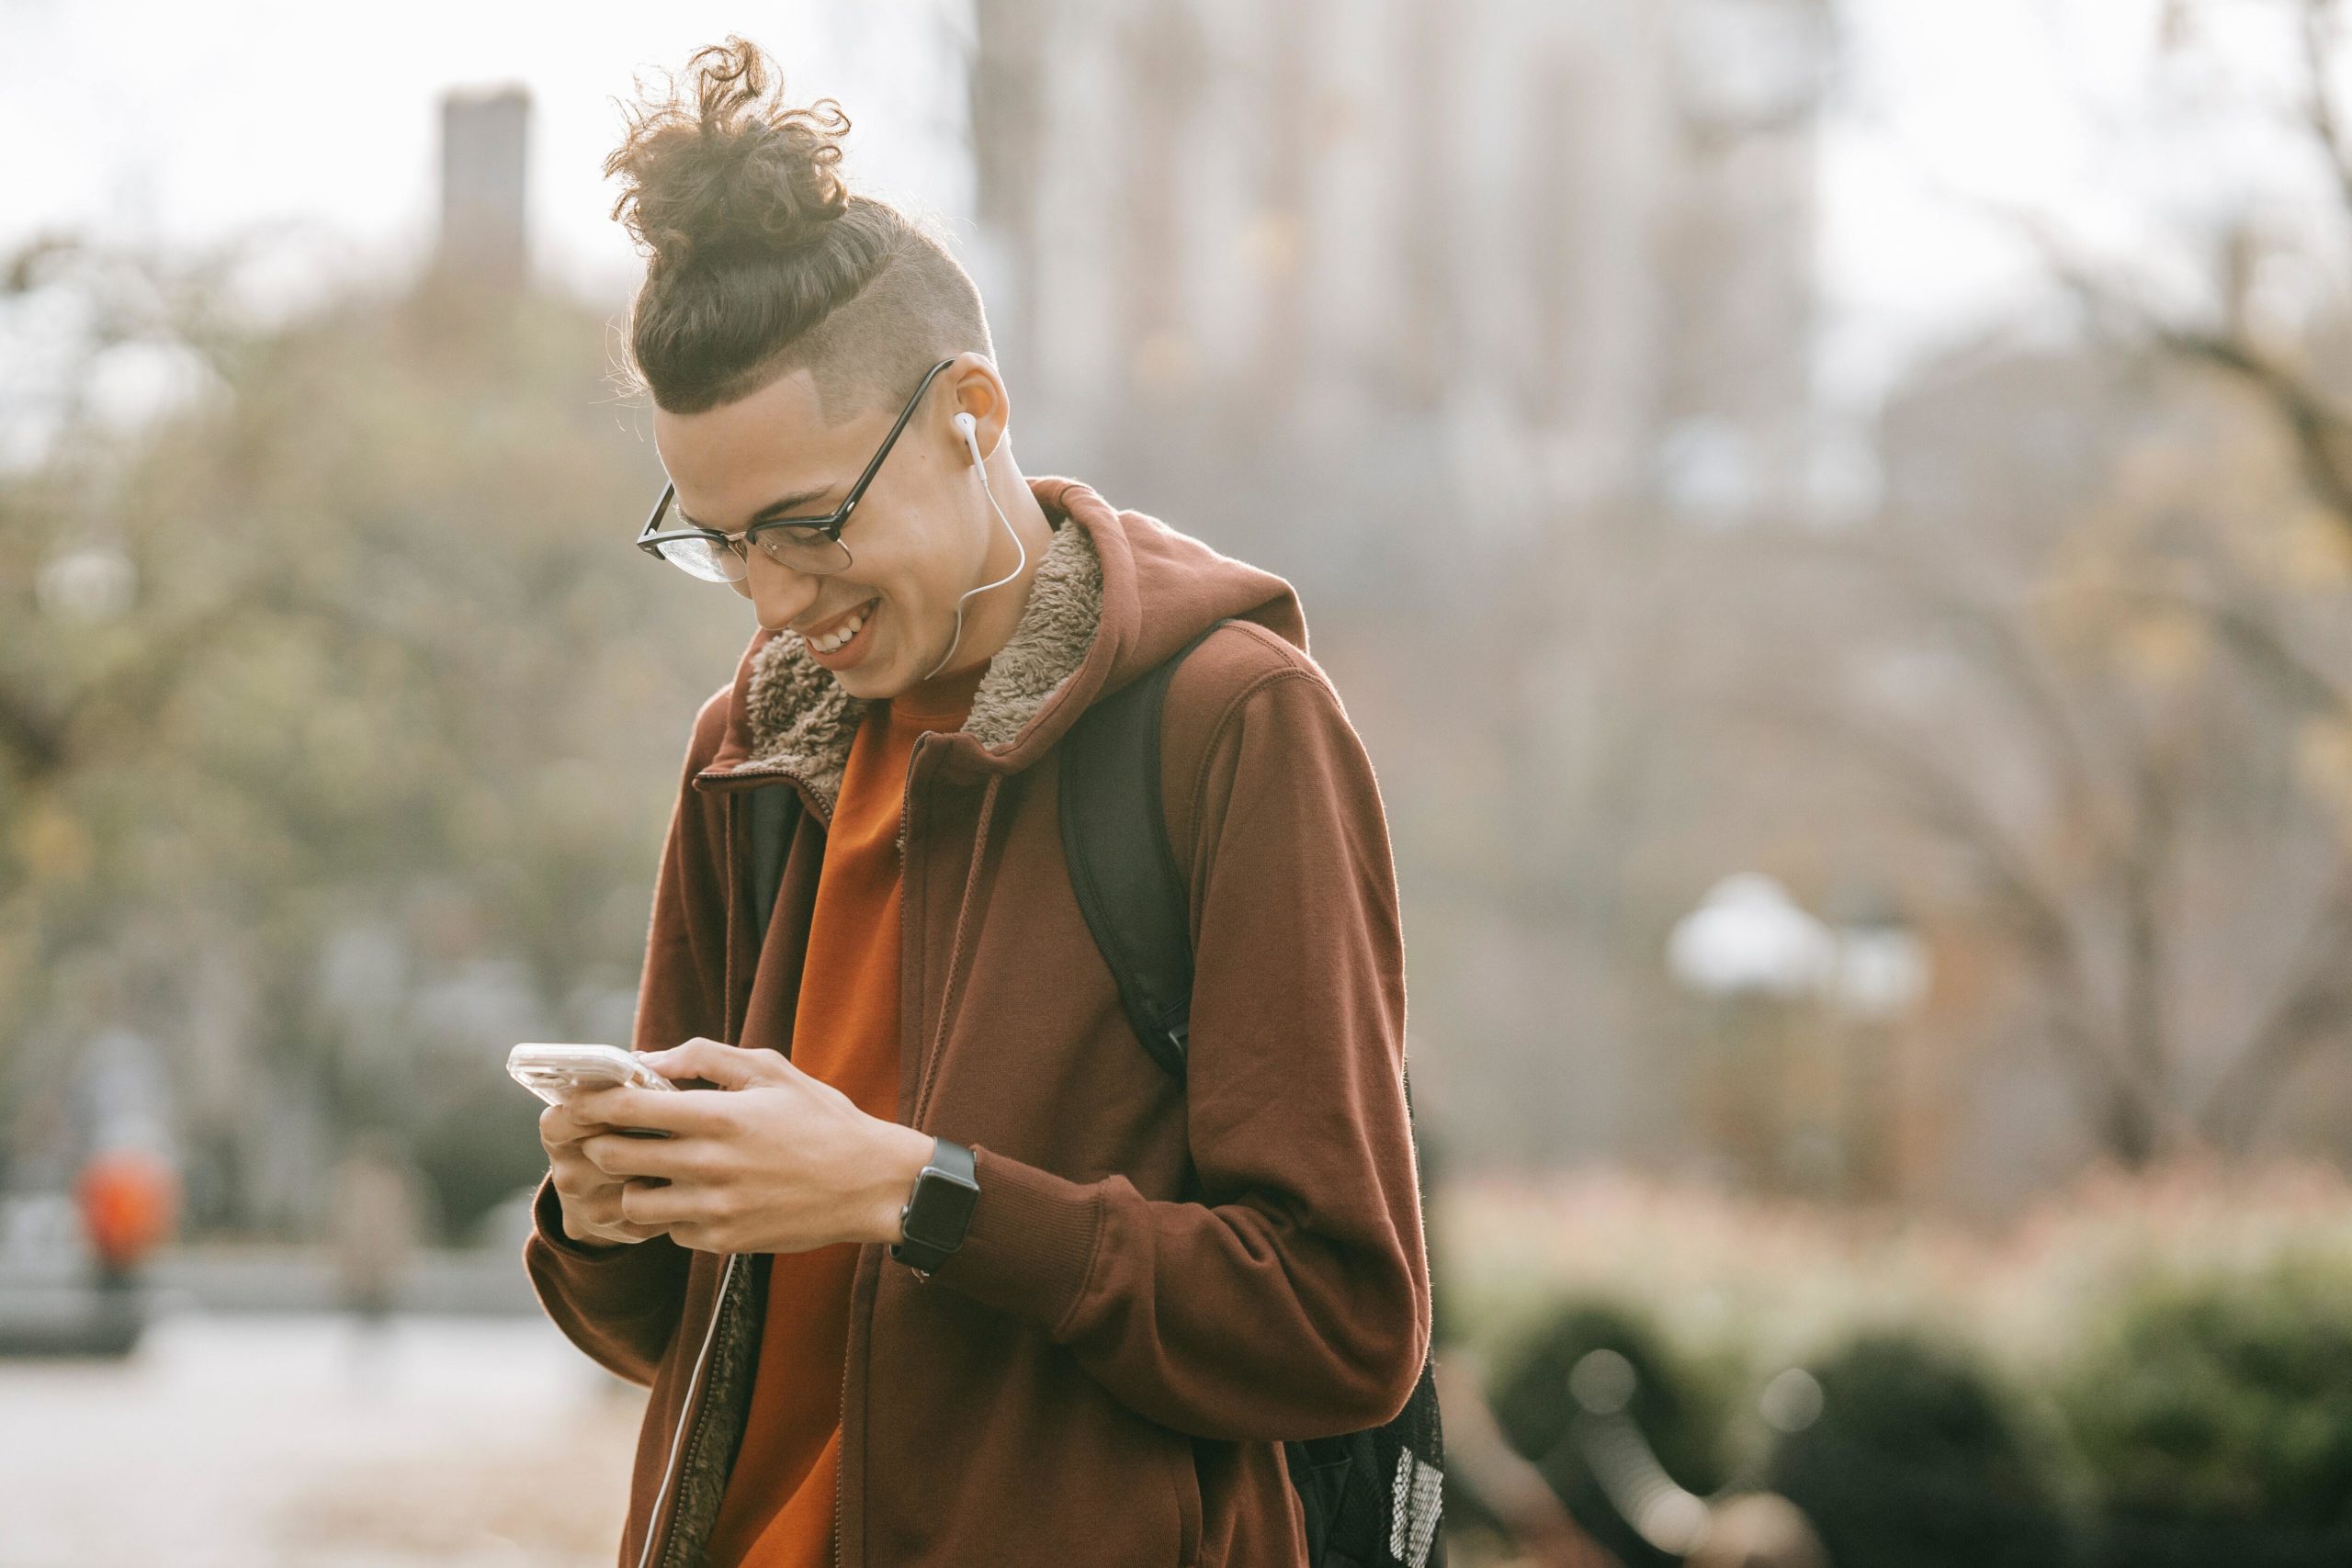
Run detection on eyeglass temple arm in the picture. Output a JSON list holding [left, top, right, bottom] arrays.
[[639, 482, 677, 544], [791, 356, 957, 540]]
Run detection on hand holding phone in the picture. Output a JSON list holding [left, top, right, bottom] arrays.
[[514, 1043, 679, 1249]]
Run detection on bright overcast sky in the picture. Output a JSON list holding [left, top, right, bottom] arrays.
[[1820, 0, 2334, 406], [0, 0, 2334, 413], [0, 0, 973, 302]]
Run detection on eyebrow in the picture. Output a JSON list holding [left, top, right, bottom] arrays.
[[677, 484, 837, 535]]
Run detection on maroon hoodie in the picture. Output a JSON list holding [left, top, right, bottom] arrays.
[[523, 476, 1430, 1566]]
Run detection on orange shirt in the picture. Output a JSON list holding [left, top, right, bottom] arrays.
[[704, 654, 990, 1568]]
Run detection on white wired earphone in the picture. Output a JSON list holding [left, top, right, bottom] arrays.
[[920, 409, 1027, 682]]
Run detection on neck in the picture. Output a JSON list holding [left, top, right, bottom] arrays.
[[929, 453, 1056, 678]]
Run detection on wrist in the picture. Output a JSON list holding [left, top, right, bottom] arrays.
[[869, 1121, 938, 1246]]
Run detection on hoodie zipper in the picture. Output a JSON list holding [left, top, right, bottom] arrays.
[[673, 739, 992, 1568], [695, 759, 827, 813], [835, 1295, 852, 1568], [700, 750, 863, 1568], [636, 1251, 740, 1568], [640, 762, 820, 1568]]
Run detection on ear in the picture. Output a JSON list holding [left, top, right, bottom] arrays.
[[945, 355, 1010, 464]]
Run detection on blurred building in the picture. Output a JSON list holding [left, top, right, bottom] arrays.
[[969, 0, 1827, 592], [439, 85, 531, 289], [967, 0, 1832, 1173]]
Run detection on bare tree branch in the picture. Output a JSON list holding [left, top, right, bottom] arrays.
[[2199, 858, 2352, 1146], [1739, 691, 2172, 1138], [2125, 569, 2352, 717], [2159, 324, 2352, 527], [1769, 530, 2117, 837], [2301, 0, 2352, 220], [1992, 187, 2352, 537]]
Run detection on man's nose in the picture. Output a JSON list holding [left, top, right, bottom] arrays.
[[739, 548, 822, 629]]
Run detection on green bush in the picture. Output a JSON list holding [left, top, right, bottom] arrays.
[[2058, 1252, 2352, 1567], [1767, 1330, 2071, 1568]]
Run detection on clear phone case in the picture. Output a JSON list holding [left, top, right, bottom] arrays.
[[506, 1042, 679, 1106]]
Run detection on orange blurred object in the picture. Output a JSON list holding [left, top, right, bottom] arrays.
[[76, 1149, 179, 1270]]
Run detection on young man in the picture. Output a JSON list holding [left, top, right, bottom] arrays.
[[524, 39, 1428, 1568]]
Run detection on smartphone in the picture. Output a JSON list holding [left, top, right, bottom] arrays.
[[508, 1043, 678, 1138]]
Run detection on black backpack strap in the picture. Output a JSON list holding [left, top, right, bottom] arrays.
[[746, 781, 802, 952], [1058, 618, 1448, 1567], [1056, 620, 1232, 1080]]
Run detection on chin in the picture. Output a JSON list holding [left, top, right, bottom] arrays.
[[839, 651, 912, 700]]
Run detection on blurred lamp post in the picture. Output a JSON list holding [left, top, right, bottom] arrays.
[[1668, 875, 1833, 1191], [1668, 878, 1931, 1197], [1827, 919, 1929, 1023], [1826, 915, 1930, 1200], [1668, 874, 1833, 998]]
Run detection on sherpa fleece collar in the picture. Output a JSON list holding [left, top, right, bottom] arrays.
[[729, 506, 1103, 819]]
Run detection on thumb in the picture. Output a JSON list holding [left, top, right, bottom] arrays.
[[642, 1036, 791, 1090]]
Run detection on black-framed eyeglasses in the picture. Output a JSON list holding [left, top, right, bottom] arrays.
[[635, 356, 957, 583]]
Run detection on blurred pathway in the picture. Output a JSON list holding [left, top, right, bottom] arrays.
[[0, 1312, 640, 1567]]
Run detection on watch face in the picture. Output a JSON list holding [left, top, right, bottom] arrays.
[[904, 1168, 980, 1248]]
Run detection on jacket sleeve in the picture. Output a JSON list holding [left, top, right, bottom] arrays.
[[520, 690, 733, 1385], [927, 660, 1430, 1442]]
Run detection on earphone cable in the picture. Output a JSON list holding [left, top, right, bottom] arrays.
[[921, 424, 1027, 682]]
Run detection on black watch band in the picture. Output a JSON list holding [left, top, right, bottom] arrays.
[[890, 1136, 978, 1279]]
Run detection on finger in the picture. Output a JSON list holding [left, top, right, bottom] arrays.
[[572, 1082, 734, 1139], [548, 1144, 626, 1195], [571, 1192, 670, 1245], [568, 1081, 724, 1134], [662, 1220, 735, 1254], [545, 1165, 668, 1245], [580, 1129, 707, 1182], [538, 1098, 602, 1147], [639, 1036, 792, 1092], [619, 1178, 718, 1230], [565, 1082, 645, 1128]]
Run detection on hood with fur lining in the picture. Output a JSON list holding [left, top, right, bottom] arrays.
[[693, 475, 1305, 819]]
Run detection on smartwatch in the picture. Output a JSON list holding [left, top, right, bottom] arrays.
[[890, 1136, 979, 1279]]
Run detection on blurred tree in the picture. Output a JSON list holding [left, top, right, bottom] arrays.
[[1722, 340, 2352, 1171], [2010, 0, 2352, 1158], [1691, 0, 2352, 1176], [0, 239, 745, 1235]]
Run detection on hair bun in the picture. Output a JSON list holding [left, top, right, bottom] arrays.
[[605, 37, 852, 277]]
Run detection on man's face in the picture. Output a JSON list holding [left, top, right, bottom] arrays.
[[651, 362, 991, 700]]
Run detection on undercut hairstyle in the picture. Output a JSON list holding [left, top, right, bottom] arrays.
[[605, 36, 993, 419]]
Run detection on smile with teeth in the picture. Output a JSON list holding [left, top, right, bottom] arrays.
[[804, 598, 878, 653]]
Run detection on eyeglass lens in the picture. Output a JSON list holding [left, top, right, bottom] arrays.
[[656, 526, 853, 582]]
